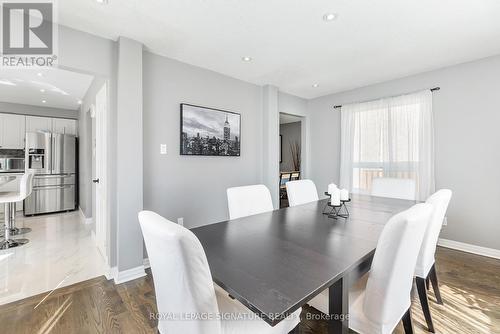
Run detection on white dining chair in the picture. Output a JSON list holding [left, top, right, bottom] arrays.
[[371, 177, 416, 200], [414, 189, 452, 333], [308, 203, 433, 334], [285, 179, 319, 207], [138, 211, 301, 334], [226, 184, 274, 219], [0, 171, 35, 249]]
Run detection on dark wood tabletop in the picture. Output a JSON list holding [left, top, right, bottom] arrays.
[[191, 194, 415, 333]]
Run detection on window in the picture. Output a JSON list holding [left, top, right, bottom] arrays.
[[339, 90, 435, 201]]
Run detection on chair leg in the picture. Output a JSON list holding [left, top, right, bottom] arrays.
[[426, 276, 430, 290], [402, 307, 414, 334], [429, 264, 443, 305], [416, 277, 435, 332]]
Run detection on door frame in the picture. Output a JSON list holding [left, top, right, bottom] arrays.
[[278, 112, 308, 177], [93, 82, 110, 265]]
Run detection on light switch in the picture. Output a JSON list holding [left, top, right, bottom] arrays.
[[160, 144, 167, 155]]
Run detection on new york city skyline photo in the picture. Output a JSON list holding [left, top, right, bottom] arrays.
[[181, 104, 241, 156]]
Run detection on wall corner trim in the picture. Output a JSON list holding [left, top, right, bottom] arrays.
[[438, 238, 500, 260], [113, 265, 146, 285]]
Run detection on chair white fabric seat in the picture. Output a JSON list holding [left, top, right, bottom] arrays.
[[414, 254, 435, 279], [413, 189, 452, 332], [307, 203, 433, 334], [371, 178, 416, 201], [139, 211, 300, 334], [414, 189, 453, 278], [227, 184, 274, 220], [215, 285, 301, 334], [286, 179, 319, 207], [308, 275, 406, 334]]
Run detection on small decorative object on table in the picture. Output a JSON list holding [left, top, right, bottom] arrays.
[[323, 186, 350, 219]]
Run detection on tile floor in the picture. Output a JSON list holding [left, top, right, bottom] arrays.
[[0, 211, 107, 305]]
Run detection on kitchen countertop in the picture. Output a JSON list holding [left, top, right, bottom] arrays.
[[0, 175, 17, 187]]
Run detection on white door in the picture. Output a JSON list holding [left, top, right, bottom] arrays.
[[94, 83, 108, 262], [0, 113, 25, 149], [26, 116, 52, 133], [53, 119, 77, 135]]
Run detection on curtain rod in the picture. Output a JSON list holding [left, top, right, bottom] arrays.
[[333, 87, 440, 109]]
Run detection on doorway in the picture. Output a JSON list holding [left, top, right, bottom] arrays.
[[279, 113, 304, 208], [0, 67, 111, 305]]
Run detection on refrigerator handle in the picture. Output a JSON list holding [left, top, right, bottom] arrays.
[[46, 132, 53, 174], [51, 133, 55, 174]]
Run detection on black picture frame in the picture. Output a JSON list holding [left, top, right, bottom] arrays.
[[180, 103, 241, 156]]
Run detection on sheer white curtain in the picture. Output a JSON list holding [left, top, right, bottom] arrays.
[[339, 90, 434, 201]]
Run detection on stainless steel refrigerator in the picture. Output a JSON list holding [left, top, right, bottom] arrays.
[[24, 132, 77, 215]]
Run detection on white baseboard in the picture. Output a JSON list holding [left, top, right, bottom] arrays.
[[438, 238, 500, 260], [78, 207, 93, 225], [105, 260, 150, 283], [105, 266, 116, 281], [113, 265, 147, 285]]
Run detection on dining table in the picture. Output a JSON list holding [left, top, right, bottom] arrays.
[[191, 194, 416, 334]]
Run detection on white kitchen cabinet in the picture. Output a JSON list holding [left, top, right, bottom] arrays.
[[26, 116, 52, 133], [0, 113, 26, 149], [53, 118, 77, 136]]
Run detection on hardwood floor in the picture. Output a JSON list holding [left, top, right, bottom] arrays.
[[1, 247, 499, 334]]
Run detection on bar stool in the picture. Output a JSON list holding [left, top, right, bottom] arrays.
[[0, 172, 35, 250]]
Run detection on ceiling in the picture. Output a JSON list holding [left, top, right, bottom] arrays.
[[59, 0, 500, 99], [0, 68, 94, 110], [280, 113, 302, 124]]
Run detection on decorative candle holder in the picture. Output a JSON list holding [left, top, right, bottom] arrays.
[[323, 192, 351, 219]]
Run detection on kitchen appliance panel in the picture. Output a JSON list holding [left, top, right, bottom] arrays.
[[24, 132, 77, 215], [5, 157, 25, 172], [33, 174, 75, 187], [26, 132, 52, 174], [0, 157, 25, 173], [51, 134, 76, 174], [24, 184, 75, 215]]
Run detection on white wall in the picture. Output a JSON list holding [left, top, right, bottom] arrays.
[[116, 37, 144, 272], [307, 55, 500, 250], [279, 92, 308, 117], [143, 51, 264, 228]]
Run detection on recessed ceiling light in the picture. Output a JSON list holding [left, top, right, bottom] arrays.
[[312, 83, 319, 88], [241, 56, 252, 62], [323, 13, 338, 22], [77, 100, 83, 105], [95, 0, 108, 4], [37, 72, 43, 77], [42, 100, 47, 103], [40, 88, 45, 93]]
